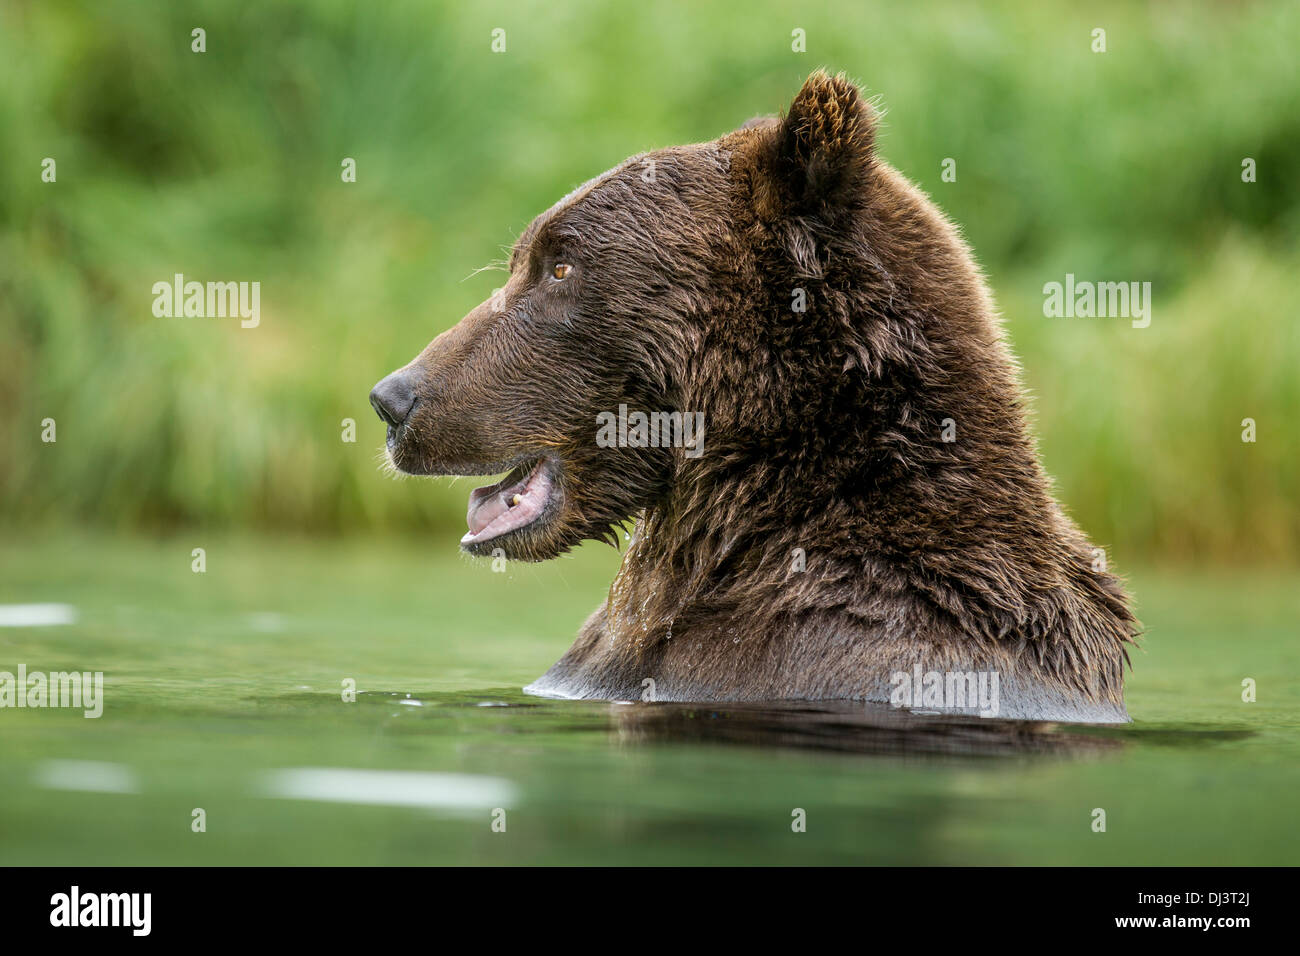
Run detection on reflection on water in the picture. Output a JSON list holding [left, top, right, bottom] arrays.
[[363, 690, 1128, 760], [259, 766, 516, 814], [607, 699, 1128, 759], [5, 687, 1276, 866], [4, 538, 1291, 865]]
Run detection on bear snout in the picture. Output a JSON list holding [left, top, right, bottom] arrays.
[[369, 370, 416, 428]]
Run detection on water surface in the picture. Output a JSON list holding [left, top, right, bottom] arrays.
[[1, 534, 1296, 865]]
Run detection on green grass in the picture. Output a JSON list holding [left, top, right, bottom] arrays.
[[1, 0, 1298, 562], [1, 533, 1296, 865]]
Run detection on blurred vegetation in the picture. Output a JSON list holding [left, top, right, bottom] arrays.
[[1, 0, 1296, 564]]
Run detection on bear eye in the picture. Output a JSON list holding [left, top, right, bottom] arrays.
[[551, 263, 573, 281]]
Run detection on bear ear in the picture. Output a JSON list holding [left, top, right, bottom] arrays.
[[763, 70, 877, 216]]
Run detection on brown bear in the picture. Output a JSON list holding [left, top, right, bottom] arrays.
[[370, 70, 1138, 723]]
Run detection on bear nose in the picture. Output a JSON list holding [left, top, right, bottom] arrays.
[[369, 371, 416, 427]]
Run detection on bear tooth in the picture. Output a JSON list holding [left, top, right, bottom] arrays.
[[511, 494, 522, 507]]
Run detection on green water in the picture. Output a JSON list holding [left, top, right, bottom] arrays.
[[1, 534, 1297, 865]]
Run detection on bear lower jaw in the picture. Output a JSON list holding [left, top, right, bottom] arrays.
[[461, 457, 560, 549]]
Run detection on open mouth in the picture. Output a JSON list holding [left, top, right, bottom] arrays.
[[461, 458, 558, 548]]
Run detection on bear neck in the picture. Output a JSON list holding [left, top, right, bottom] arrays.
[[603, 163, 1135, 690], [624, 338, 1065, 631]]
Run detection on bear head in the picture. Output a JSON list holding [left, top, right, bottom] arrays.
[[371, 70, 886, 561]]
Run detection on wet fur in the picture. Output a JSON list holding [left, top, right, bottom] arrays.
[[384, 71, 1139, 723]]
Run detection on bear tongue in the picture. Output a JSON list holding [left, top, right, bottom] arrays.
[[465, 462, 536, 536], [466, 489, 512, 535]]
